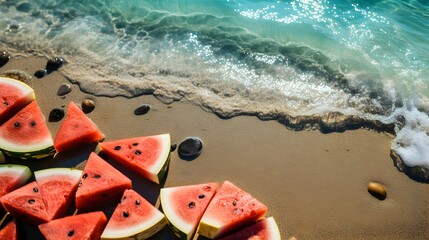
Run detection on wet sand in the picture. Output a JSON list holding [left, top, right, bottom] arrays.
[[1, 56, 429, 239]]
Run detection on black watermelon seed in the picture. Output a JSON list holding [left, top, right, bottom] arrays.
[[135, 200, 140, 205], [34, 69, 47, 78], [188, 202, 196, 208], [67, 230, 74, 237], [4, 101, 8, 106], [134, 104, 151, 115], [178, 137, 203, 159], [198, 194, 205, 199], [114, 146, 121, 150], [0, 51, 10, 67], [135, 150, 141, 155], [82, 173, 88, 179], [28, 199, 35, 204], [132, 142, 138, 146], [102, 193, 109, 197], [14, 122, 20, 128], [49, 108, 65, 122], [33, 187, 38, 193], [93, 174, 101, 179], [233, 201, 237, 206], [123, 211, 129, 218], [30, 121, 36, 127], [170, 143, 177, 152]]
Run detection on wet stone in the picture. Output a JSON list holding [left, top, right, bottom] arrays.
[[178, 137, 203, 159], [57, 83, 72, 96], [49, 108, 65, 122], [34, 69, 47, 79], [0, 51, 10, 67], [134, 104, 151, 115], [46, 57, 64, 73], [16, 2, 32, 12], [367, 182, 387, 201], [170, 143, 177, 152], [82, 98, 95, 114]]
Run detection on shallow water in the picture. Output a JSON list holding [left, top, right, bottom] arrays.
[[1, 0, 428, 169]]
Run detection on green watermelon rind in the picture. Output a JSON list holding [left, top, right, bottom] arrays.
[[0, 164, 32, 186], [0, 77, 35, 121], [1, 145, 56, 160]]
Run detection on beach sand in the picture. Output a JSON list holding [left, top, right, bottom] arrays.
[[2, 56, 429, 239]]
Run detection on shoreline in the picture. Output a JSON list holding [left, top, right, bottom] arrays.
[[1, 55, 429, 239]]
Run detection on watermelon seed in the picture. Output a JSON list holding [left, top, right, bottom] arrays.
[[33, 187, 38, 193], [67, 230, 74, 237], [14, 122, 20, 128], [123, 211, 129, 218], [132, 142, 138, 146], [30, 120, 36, 127], [199, 194, 205, 199], [93, 174, 101, 178], [82, 173, 88, 179], [188, 202, 196, 208], [114, 146, 121, 150], [3, 101, 8, 106], [28, 199, 35, 204], [135, 150, 141, 155], [233, 201, 237, 206], [135, 200, 140, 205]]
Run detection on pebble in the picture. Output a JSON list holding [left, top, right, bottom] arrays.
[[49, 108, 65, 122], [170, 143, 177, 152], [16, 2, 32, 12], [367, 182, 387, 200], [34, 69, 47, 79], [0, 51, 10, 67], [134, 104, 151, 115], [57, 83, 72, 96], [46, 57, 64, 73], [178, 137, 203, 159], [82, 98, 95, 114]]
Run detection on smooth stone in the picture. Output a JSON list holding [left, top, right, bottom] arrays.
[[34, 69, 47, 79], [178, 137, 203, 159], [49, 108, 65, 122], [367, 182, 387, 200], [46, 57, 64, 73], [16, 2, 32, 12], [82, 98, 95, 114], [134, 104, 151, 115], [0, 51, 10, 67], [170, 143, 177, 152], [57, 83, 71, 96]]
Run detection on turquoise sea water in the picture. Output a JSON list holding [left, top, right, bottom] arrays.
[[1, 0, 428, 169]]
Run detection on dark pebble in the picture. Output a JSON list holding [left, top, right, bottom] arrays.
[[82, 98, 95, 114], [134, 104, 151, 115], [49, 108, 65, 122], [34, 69, 47, 78], [57, 83, 72, 96], [16, 2, 32, 12], [170, 143, 177, 152], [178, 137, 203, 159], [46, 57, 64, 73], [0, 51, 10, 67]]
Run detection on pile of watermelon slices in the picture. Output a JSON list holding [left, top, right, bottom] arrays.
[[0, 76, 281, 239]]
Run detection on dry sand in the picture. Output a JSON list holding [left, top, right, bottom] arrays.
[[2, 56, 429, 239]]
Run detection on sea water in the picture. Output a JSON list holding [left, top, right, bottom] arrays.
[[0, 0, 428, 170]]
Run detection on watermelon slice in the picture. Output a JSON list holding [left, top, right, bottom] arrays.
[[75, 152, 132, 211], [218, 217, 281, 240], [0, 181, 49, 225], [99, 133, 171, 184], [0, 219, 18, 240], [0, 100, 55, 160], [160, 182, 219, 240], [0, 164, 32, 199], [34, 168, 82, 220], [197, 181, 268, 239], [54, 101, 104, 153], [101, 189, 166, 239], [0, 76, 35, 125], [39, 211, 108, 240]]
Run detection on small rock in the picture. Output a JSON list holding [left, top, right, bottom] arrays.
[[7, 24, 20, 33], [178, 137, 203, 160], [46, 57, 64, 73], [367, 182, 387, 200], [170, 143, 177, 152], [134, 104, 151, 115], [34, 69, 47, 79], [49, 108, 65, 122], [57, 83, 71, 96], [0, 51, 10, 67], [16, 2, 32, 12], [82, 98, 95, 114]]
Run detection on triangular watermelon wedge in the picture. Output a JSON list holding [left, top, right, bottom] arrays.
[[160, 182, 219, 240], [99, 133, 171, 184], [38, 211, 107, 240], [0, 181, 49, 225], [218, 217, 281, 240], [34, 168, 82, 220], [54, 102, 104, 153], [197, 181, 268, 239], [0, 76, 35, 125], [0, 101, 55, 160], [0, 164, 32, 199], [101, 189, 166, 239], [75, 152, 132, 212], [0, 219, 18, 240]]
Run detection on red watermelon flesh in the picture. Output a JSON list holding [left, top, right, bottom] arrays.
[[0, 219, 18, 240], [101, 189, 166, 239], [160, 182, 219, 240], [54, 101, 104, 153], [99, 133, 171, 184], [75, 152, 132, 212], [38, 211, 107, 240], [0, 181, 49, 225], [0, 164, 32, 199], [218, 217, 281, 240], [198, 181, 268, 239], [0, 77, 35, 125], [35, 168, 82, 220]]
